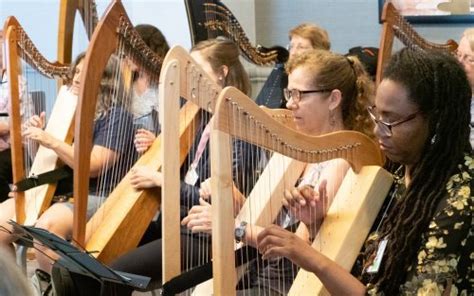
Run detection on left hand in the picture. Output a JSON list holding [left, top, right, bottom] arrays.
[[23, 126, 58, 149], [181, 198, 212, 234], [283, 179, 328, 228]]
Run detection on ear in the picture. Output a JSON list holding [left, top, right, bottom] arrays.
[[328, 89, 342, 111], [219, 65, 229, 79]]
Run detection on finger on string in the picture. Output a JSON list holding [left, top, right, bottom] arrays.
[[199, 197, 211, 206], [262, 246, 287, 261], [191, 225, 211, 234], [291, 187, 306, 206], [39, 111, 46, 127]]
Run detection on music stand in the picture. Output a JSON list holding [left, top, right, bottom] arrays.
[[9, 221, 150, 294]]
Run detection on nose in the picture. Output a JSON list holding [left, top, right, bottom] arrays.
[[286, 97, 297, 110], [373, 122, 390, 140]]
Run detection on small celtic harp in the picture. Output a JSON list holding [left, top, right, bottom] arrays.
[[159, 45, 295, 289], [72, 0, 162, 263], [3, 17, 71, 225], [376, 2, 458, 85], [208, 87, 393, 295]]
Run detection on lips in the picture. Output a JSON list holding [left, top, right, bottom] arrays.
[[378, 141, 390, 151]]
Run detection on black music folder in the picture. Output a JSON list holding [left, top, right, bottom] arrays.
[[9, 221, 150, 291]]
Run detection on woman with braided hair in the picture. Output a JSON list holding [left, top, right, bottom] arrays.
[[257, 48, 473, 295]]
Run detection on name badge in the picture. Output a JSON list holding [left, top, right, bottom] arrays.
[[184, 166, 199, 186], [366, 238, 388, 274]]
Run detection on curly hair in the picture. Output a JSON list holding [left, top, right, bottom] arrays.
[[366, 48, 471, 294], [285, 49, 375, 137]]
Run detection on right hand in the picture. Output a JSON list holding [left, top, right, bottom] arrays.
[[129, 165, 162, 189], [24, 111, 46, 129], [134, 129, 156, 153], [282, 179, 328, 228]]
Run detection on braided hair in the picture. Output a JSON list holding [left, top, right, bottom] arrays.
[[368, 48, 471, 293]]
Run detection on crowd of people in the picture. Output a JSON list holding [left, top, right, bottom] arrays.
[[0, 11, 472, 296]]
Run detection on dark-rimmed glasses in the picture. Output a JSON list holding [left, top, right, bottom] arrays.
[[283, 88, 332, 104], [367, 105, 420, 137]]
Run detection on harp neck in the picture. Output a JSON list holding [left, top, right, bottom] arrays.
[[376, 2, 458, 85], [213, 86, 384, 172]]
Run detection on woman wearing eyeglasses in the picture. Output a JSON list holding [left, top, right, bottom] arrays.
[[258, 48, 473, 295], [179, 49, 375, 295]]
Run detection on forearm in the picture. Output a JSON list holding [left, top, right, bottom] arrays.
[[49, 139, 75, 168], [0, 121, 9, 135], [302, 248, 366, 296]]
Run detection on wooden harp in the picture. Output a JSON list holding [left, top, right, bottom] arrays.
[[376, 2, 458, 85], [72, 0, 163, 263], [3, 17, 72, 225], [159, 45, 295, 286], [185, 0, 288, 65], [208, 87, 393, 295], [57, 0, 98, 65]]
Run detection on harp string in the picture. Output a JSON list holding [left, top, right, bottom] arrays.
[[211, 91, 368, 294], [8, 22, 71, 225]]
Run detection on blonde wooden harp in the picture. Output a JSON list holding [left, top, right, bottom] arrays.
[[209, 87, 393, 295], [376, 2, 458, 85], [3, 17, 72, 225], [72, 0, 163, 263], [159, 45, 295, 287]]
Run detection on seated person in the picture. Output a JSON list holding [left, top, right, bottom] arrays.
[[257, 49, 473, 295], [0, 53, 135, 278], [255, 23, 330, 108], [127, 24, 170, 134], [181, 49, 375, 294]]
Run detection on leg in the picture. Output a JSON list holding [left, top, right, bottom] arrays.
[[34, 202, 73, 273], [0, 198, 18, 258], [0, 149, 12, 203], [110, 231, 212, 289]]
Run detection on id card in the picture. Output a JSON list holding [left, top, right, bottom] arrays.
[[184, 167, 199, 186], [366, 238, 388, 274]]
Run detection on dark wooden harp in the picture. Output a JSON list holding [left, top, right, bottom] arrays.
[[72, 0, 168, 264], [3, 17, 71, 225], [185, 0, 288, 66], [57, 0, 98, 65], [208, 87, 393, 295], [376, 2, 458, 85]]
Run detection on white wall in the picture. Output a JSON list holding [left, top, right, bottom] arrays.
[[0, 0, 192, 61]]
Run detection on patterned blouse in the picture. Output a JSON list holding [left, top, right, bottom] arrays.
[[355, 154, 473, 295]]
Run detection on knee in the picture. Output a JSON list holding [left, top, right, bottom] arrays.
[[35, 205, 73, 239]]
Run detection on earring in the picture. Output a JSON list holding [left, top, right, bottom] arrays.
[[218, 76, 223, 81], [329, 110, 336, 126]]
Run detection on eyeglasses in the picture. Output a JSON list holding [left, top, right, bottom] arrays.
[[283, 88, 332, 104], [367, 105, 420, 137], [286, 43, 312, 52], [455, 50, 474, 65]]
